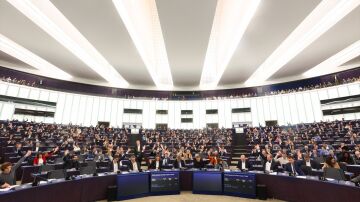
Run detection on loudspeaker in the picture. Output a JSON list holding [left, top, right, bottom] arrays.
[[107, 185, 117, 201], [256, 184, 267, 200]]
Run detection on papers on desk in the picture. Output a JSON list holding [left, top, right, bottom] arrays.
[[0, 185, 18, 192], [39, 181, 48, 185], [269, 172, 277, 175], [295, 176, 307, 179]]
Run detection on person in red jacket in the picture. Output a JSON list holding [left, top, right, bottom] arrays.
[[33, 147, 59, 166]]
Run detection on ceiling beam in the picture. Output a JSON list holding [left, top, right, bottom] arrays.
[[199, 0, 261, 89], [245, 0, 360, 86], [303, 40, 360, 77], [0, 34, 71, 79], [112, 0, 173, 90], [7, 0, 129, 87]]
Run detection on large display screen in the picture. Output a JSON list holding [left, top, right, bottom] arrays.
[[223, 172, 256, 198], [150, 171, 180, 194], [193, 171, 223, 194], [117, 173, 149, 200]]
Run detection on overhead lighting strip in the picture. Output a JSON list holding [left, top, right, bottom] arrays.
[[245, 0, 360, 86], [303, 40, 360, 77], [199, 0, 261, 89], [0, 34, 72, 79], [112, 0, 173, 90], [7, 0, 129, 87]]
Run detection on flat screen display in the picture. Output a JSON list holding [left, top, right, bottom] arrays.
[[193, 171, 223, 194], [150, 171, 180, 193], [223, 172, 256, 197], [117, 173, 149, 200]]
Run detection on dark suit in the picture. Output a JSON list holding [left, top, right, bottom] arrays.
[[173, 160, 185, 169], [109, 161, 120, 172], [134, 144, 143, 157], [119, 153, 127, 161], [263, 160, 279, 172], [63, 154, 80, 170], [237, 160, 252, 170], [193, 159, 205, 169], [300, 159, 319, 169], [129, 161, 141, 172], [149, 160, 162, 170], [134, 144, 143, 162], [284, 163, 304, 175], [162, 157, 171, 166], [14, 148, 23, 157]]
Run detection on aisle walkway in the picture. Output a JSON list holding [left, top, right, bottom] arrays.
[[99, 191, 283, 202]]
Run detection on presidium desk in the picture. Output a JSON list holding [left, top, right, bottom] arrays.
[[0, 169, 359, 202]]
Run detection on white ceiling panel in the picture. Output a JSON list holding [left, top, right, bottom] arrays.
[[156, 0, 217, 87], [219, 0, 321, 86]]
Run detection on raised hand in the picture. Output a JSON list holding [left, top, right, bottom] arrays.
[[25, 150, 32, 157]]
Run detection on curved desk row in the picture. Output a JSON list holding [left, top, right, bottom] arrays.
[[0, 171, 359, 202]]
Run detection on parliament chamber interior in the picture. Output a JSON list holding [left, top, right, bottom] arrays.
[[0, 0, 360, 202]]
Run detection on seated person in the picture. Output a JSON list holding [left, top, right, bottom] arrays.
[[263, 154, 280, 173], [13, 142, 24, 157], [183, 149, 193, 160], [338, 151, 355, 165], [110, 155, 121, 173], [193, 154, 204, 169], [0, 178, 10, 189], [173, 155, 186, 169], [148, 155, 162, 170], [274, 151, 289, 166], [63, 150, 80, 170], [300, 154, 319, 169], [209, 151, 220, 166], [129, 155, 141, 172], [284, 155, 304, 176], [33, 147, 59, 166], [216, 158, 229, 170], [237, 154, 252, 171], [353, 151, 360, 165], [0, 151, 31, 185], [162, 152, 172, 167], [322, 156, 340, 170]]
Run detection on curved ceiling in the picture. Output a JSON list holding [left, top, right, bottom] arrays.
[[0, 0, 359, 91]]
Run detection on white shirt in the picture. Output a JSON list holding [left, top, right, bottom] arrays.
[[306, 161, 311, 167], [156, 161, 159, 169], [265, 161, 272, 172], [241, 161, 246, 170], [291, 164, 296, 175], [113, 162, 118, 173], [38, 158, 44, 166], [132, 162, 139, 171]]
